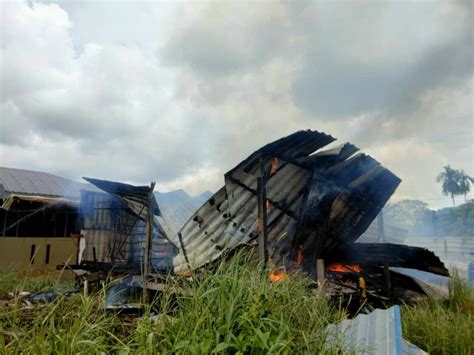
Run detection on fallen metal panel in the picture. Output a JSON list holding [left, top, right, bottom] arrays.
[[325, 306, 424, 355], [83, 178, 159, 221], [391, 267, 449, 299]]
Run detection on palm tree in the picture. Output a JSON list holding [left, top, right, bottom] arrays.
[[458, 170, 474, 203], [436, 165, 461, 207]]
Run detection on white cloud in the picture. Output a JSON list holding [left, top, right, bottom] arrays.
[[0, 0, 472, 209]]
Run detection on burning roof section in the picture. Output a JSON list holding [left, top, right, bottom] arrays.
[[169, 130, 401, 273], [85, 130, 403, 274]]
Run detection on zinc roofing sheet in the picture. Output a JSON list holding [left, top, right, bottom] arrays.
[[0, 167, 99, 199], [326, 306, 407, 355]]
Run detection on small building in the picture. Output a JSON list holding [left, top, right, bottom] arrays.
[[0, 167, 98, 270]]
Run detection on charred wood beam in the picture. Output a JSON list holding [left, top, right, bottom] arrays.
[[327, 243, 449, 276], [257, 160, 269, 265], [143, 181, 156, 304]]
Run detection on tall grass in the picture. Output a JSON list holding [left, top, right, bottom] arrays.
[[401, 276, 474, 355], [1, 255, 345, 354], [2, 255, 473, 354], [0, 267, 75, 295], [137, 255, 347, 353]]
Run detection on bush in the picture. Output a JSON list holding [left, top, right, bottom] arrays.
[[401, 277, 474, 354]]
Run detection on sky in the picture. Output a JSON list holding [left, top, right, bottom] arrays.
[[0, 0, 473, 209]]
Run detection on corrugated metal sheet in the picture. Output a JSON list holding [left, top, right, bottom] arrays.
[[391, 267, 449, 298], [81, 190, 177, 270], [326, 306, 425, 355], [171, 130, 401, 273], [0, 167, 99, 199]]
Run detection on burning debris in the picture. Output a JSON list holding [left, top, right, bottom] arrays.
[[74, 130, 448, 307]]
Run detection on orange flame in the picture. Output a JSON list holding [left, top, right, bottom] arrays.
[[327, 263, 361, 273], [269, 268, 286, 282], [271, 158, 279, 173], [293, 247, 303, 268], [266, 199, 270, 210]]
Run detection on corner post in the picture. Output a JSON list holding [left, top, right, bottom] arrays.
[[143, 181, 156, 304], [257, 160, 268, 266]]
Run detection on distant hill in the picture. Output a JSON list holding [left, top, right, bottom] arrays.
[[193, 191, 213, 205], [155, 189, 212, 236]]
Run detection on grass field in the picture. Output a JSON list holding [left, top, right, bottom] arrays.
[[1, 256, 473, 354]]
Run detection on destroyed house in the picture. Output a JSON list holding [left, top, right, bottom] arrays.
[[78, 130, 447, 284], [78, 188, 210, 270], [0, 167, 98, 269], [75, 130, 449, 305]]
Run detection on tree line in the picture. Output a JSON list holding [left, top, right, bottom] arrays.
[[436, 165, 473, 207]]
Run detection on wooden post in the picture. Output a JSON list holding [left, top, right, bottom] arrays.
[[316, 259, 325, 295], [15, 212, 20, 237], [63, 212, 69, 238], [257, 160, 268, 266], [383, 258, 392, 301], [143, 181, 156, 304], [2, 210, 7, 236]]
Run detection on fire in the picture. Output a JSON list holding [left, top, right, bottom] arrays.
[[266, 199, 270, 210], [293, 247, 303, 268], [327, 263, 362, 273], [271, 157, 279, 173], [268, 268, 286, 282]]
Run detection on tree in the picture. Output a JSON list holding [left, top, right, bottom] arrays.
[[383, 199, 431, 234], [458, 170, 474, 203], [436, 165, 462, 207]]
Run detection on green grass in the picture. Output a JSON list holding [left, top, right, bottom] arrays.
[[1, 255, 473, 354], [401, 277, 474, 355], [0, 267, 75, 295], [0, 255, 346, 354]]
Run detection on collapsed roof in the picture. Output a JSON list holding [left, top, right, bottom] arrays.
[[84, 129, 434, 276]]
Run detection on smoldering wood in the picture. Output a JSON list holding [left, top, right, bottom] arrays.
[[327, 243, 449, 277]]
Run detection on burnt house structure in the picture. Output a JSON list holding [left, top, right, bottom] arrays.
[[0, 167, 98, 269], [78, 130, 448, 306]]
